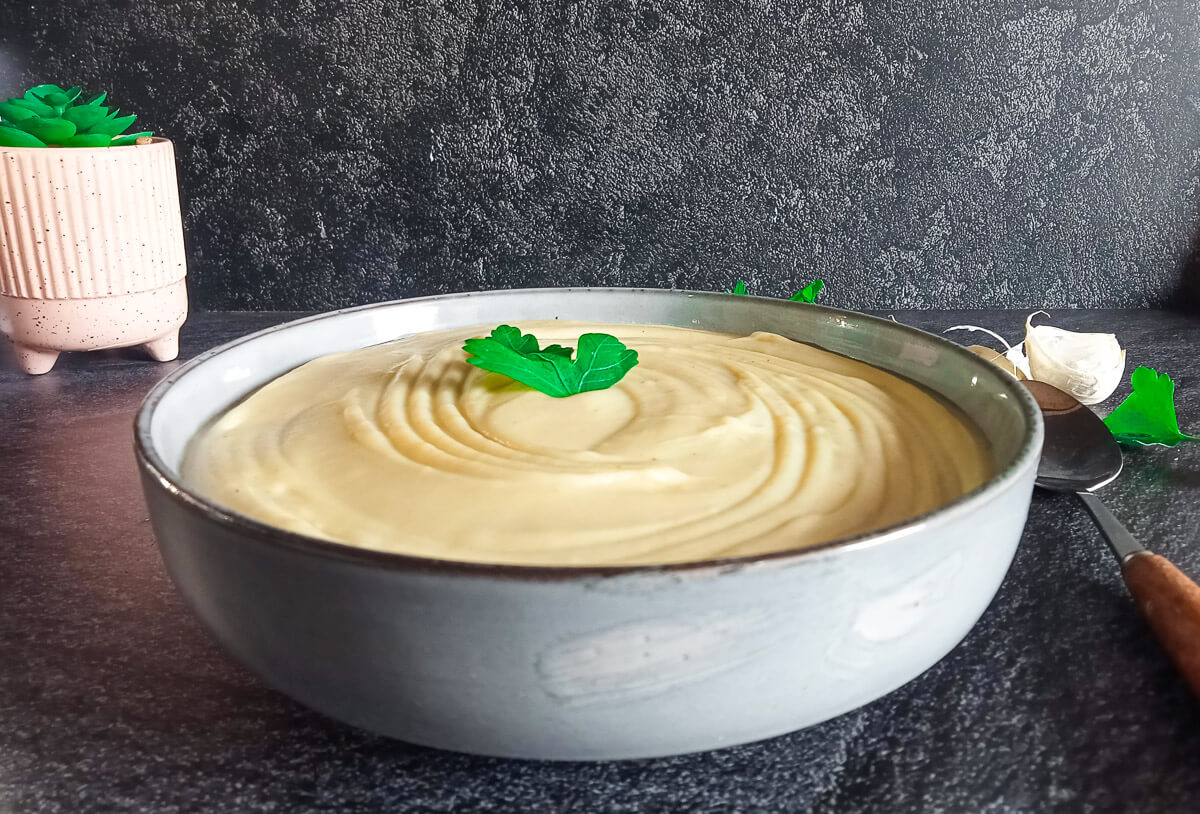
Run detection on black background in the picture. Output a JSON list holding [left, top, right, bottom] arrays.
[[2, 0, 1198, 311]]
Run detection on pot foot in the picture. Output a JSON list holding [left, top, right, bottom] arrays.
[[144, 331, 180, 362], [12, 344, 60, 375]]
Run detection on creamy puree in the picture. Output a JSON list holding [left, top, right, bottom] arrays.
[[183, 321, 991, 566]]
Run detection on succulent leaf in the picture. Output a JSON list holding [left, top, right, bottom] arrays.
[[61, 133, 114, 147], [0, 125, 48, 147], [0, 101, 37, 122], [84, 91, 107, 107], [8, 97, 56, 117], [15, 116, 77, 144], [25, 84, 65, 101], [32, 85, 80, 110], [62, 104, 109, 130], [86, 113, 136, 136], [111, 131, 153, 146], [39, 91, 76, 109]]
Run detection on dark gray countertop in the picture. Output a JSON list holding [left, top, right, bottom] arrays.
[[3, 309, 1199, 813]]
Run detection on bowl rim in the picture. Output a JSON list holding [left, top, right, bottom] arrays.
[[134, 287, 1044, 580]]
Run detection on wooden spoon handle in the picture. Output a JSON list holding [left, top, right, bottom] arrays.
[[1123, 551, 1200, 698]]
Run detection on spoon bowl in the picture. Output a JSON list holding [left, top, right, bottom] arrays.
[[1024, 380, 1123, 493]]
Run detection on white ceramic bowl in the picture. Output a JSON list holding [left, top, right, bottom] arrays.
[[135, 288, 1043, 760]]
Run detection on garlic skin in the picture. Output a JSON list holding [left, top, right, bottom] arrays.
[[1024, 313, 1125, 404], [945, 325, 1031, 379], [965, 345, 1027, 380]]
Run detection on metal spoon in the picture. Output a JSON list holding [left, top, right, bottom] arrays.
[[1024, 380, 1200, 697]]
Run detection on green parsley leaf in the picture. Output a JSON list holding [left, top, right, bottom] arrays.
[[463, 325, 638, 398], [727, 278, 824, 302], [789, 278, 824, 303], [483, 323, 571, 358], [572, 333, 640, 392], [1103, 366, 1198, 447]]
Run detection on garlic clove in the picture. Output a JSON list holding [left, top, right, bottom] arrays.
[[965, 345, 1027, 380], [1024, 312, 1125, 405]]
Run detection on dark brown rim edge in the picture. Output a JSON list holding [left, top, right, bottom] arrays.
[[133, 287, 1044, 581]]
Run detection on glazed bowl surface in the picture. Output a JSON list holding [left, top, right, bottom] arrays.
[[135, 288, 1042, 760]]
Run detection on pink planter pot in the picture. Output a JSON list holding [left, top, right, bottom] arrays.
[[0, 137, 188, 374]]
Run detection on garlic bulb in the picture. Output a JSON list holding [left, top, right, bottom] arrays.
[[1024, 312, 1125, 404]]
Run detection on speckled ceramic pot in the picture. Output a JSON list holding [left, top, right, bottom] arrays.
[[135, 289, 1043, 760], [0, 137, 187, 374]]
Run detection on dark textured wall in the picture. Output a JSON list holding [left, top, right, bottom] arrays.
[[1, 0, 1198, 310]]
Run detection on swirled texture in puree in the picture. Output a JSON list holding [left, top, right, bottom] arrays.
[[183, 321, 991, 566]]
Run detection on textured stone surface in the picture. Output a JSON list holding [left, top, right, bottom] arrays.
[[1, 3, 1199, 310], [3, 309, 1200, 812]]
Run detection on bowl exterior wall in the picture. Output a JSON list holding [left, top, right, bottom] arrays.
[[142, 465, 1032, 760]]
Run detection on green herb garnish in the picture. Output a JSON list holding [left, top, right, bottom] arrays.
[[463, 325, 638, 398], [1103, 366, 1198, 447], [789, 279, 824, 303], [728, 278, 825, 303]]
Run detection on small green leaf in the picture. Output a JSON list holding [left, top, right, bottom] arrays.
[[488, 324, 541, 355], [62, 104, 109, 130], [36, 90, 77, 109], [14, 116, 76, 144], [1103, 366, 1198, 447], [463, 325, 638, 398], [0, 101, 37, 122], [110, 131, 153, 146], [8, 97, 55, 117], [464, 335, 574, 397], [84, 91, 108, 107], [61, 133, 114, 147], [85, 113, 136, 136], [0, 125, 47, 147], [788, 278, 824, 303], [482, 324, 572, 359], [25, 84, 65, 101], [572, 333, 640, 393], [726, 278, 825, 303]]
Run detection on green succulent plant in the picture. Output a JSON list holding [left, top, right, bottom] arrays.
[[0, 84, 152, 148]]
